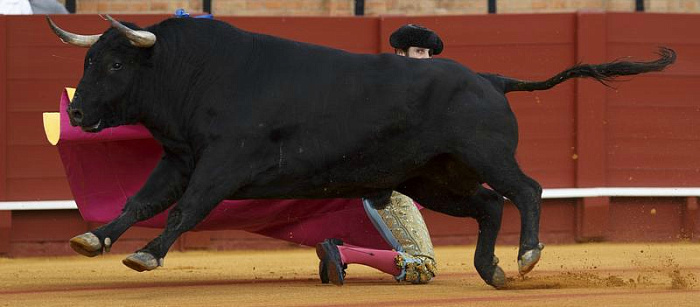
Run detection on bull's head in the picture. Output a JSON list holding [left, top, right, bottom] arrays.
[[47, 16, 156, 132]]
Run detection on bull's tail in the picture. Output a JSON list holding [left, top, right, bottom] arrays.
[[480, 47, 676, 94]]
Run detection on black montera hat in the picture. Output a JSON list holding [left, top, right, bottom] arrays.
[[389, 24, 443, 55]]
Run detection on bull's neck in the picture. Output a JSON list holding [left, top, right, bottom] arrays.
[[134, 26, 254, 151], [136, 85, 196, 150], [128, 64, 195, 150], [134, 64, 221, 152]]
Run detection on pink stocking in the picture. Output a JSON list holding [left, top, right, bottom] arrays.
[[337, 245, 401, 276]]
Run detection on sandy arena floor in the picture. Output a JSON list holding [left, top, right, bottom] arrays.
[[0, 243, 699, 306]]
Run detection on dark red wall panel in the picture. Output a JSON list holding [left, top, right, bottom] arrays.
[[608, 197, 685, 241], [604, 14, 700, 188], [1, 16, 9, 253]]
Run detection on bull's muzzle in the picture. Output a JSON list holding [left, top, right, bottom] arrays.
[[67, 107, 84, 126]]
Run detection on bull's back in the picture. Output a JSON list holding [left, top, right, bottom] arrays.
[[165, 20, 509, 198]]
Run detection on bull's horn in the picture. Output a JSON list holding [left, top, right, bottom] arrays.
[[105, 15, 156, 48], [46, 16, 101, 48]]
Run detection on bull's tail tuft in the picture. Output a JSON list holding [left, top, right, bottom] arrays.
[[483, 47, 676, 94]]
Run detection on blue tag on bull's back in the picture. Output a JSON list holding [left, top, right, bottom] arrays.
[[175, 8, 213, 19]]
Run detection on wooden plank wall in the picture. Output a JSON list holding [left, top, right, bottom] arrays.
[[604, 13, 700, 241], [0, 16, 8, 254], [0, 13, 697, 256]]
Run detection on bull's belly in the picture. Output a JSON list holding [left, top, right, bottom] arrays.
[[225, 151, 478, 200], [224, 136, 460, 200], [228, 159, 416, 200], [228, 185, 386, 200], [228, 169, 402, 200]]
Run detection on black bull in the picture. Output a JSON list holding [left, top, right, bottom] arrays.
[[48, 16, 675, 288]]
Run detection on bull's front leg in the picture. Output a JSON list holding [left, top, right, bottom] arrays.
[[121, 154, 236, 272], [69, 153, 191, 257]]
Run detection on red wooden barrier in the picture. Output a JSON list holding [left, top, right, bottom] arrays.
[[0, 16, 9, 254], [575, 12, 610, 240], [0, 13, 698, 256]]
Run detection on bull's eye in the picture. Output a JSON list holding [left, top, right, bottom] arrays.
[[111, 62, 123, 71]]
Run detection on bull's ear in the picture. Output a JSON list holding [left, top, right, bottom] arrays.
[[46, 16, 101, 48], [105, 15, 156, 48]]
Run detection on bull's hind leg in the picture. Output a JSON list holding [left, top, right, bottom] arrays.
[[399, 180, 506, 288], [474, 157, 544, 275], [70, 156, 189, 257]]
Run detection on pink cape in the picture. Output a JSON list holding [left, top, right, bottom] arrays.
[[50, 89, 392, 249]]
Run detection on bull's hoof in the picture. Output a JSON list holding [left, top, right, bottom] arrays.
[[518, 243, 545, 276], [489, 266, 506, 289], [478, 256, 506, 289], [122, 252, 161, 272], [69, 233, 103, 257]]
